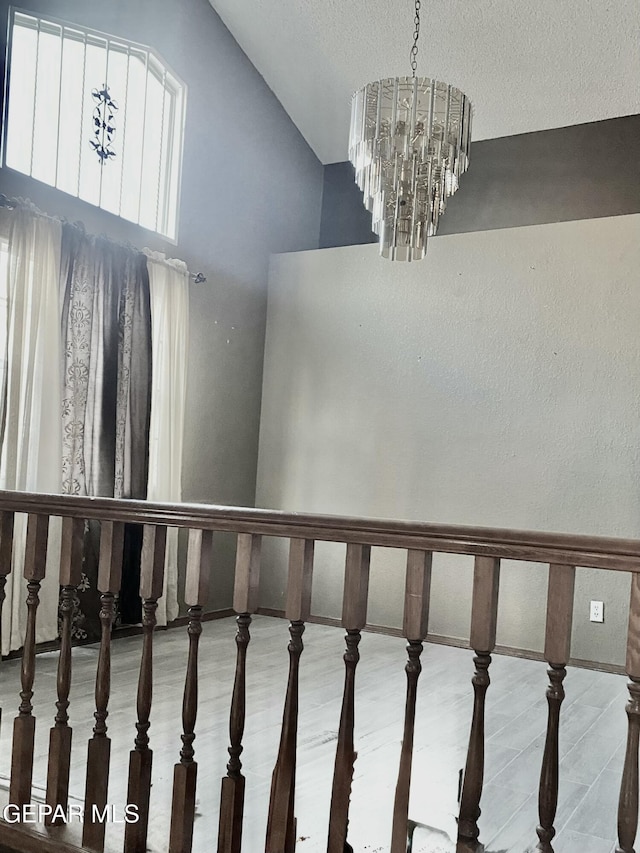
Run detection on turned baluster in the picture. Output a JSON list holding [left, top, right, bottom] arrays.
[[125, 525, 167, 853], [218, 532, 261, 853], [9, 513, 49, 808], [82, 520, 124, 853], [169, 528, 212, 853], [390, 549, 433, 853], [458, 555, 501, 853], [266, 537, 315, 852], [327, 542, 371, 853], [45, 516, 84, 825], [536, 564, 576, 852], [0, 510, 15, 732], [616, 571, 640, 853]]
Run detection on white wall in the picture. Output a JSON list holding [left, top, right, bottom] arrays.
[[256, 214, 640, 666]]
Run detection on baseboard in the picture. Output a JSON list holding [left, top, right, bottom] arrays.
[[3, 640, 60, 661], [2, 608, 237, 660], [113, 607, 236, 637], [256, 607, 626, 676], [172, 607, 235, 627], [10, 605, 624, 676]]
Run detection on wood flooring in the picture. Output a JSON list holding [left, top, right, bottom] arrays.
[[0, 615, 627, 852]]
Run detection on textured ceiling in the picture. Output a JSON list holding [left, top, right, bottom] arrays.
[[209, 0, 640, 165]]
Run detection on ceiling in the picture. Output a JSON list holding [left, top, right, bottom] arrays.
[[209, 0, 640, 165]]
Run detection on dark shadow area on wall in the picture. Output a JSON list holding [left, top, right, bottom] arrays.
[[320, 113, 640, 249], [319, 162, 377, 249]]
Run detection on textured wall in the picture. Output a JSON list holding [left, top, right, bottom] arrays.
[[256, 214, 640, 666], [0, 0, 324, 611], [209, 0, 640, 164]]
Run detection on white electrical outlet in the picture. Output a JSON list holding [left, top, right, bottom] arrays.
[[590, 600, 604, 623]]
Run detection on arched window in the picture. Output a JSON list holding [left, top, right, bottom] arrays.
[[3, 10, 186, 239]]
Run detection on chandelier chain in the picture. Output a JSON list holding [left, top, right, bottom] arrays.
[[410, 0, 421, 77]]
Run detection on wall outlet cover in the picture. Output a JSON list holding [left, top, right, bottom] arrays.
[[590, 600, 604, 623]]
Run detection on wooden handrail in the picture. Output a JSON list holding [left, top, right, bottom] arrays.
[[0, 489, 637, 570], [0, 488, 637, 853]]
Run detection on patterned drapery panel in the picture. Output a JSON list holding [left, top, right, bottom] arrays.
[[60, 224, 152, 639]]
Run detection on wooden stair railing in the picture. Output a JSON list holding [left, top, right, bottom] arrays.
[[327, 543, 370, 853], [124, 524, 167, 853], [218, 532, 261, 853], [169, 528, 212, 853], [82, 520, 124, 852], [45, 516, 84, 825], [0, 509, 14, 733], [265, 537, 314, 853], [10, 513, 49, 809], [617, 572, 640, 853], [0, 490, 638, 853], [390, 549, 432, 853], [536, 564, 576, 852], [457, 556, 501, 852]]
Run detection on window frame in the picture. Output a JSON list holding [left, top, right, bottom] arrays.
[[1, 7, 187, 241]]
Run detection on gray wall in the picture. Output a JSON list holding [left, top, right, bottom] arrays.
[[0, 0, 324, 611], [256, 214, 640, 667], [319, 115, 640, 248]]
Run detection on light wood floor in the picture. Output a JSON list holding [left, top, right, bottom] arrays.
[[0, 615, 627, 852]]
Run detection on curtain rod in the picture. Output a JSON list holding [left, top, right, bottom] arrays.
[[0, 193, 207, 283]]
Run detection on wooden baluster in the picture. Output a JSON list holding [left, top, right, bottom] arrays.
[[457, 556, 501, 853], [218, 532, 261, 853], [0, 510, 15, 732], [169, 528, 212, 853], [45, 516, 84, 825], [82, 520, 124, 852], [616, 571, 640, 853], [125, 525, 167, 853], [390, 549, 433, 853], [9, 513, 49, 808], [266, 538, 315, 853], [536, 564, 576, 852], [327, 542, 371, 853]]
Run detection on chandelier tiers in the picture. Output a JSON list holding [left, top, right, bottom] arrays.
[[349, 77, 473, 261], [348, 0, 472, 261]]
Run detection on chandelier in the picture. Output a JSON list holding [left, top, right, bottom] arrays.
[[348, 0, 473, 261]]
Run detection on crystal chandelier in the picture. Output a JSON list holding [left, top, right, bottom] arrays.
[[348, 0, 473, 261]]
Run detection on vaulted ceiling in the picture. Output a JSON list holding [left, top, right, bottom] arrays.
[[210, 0, 640, 164]]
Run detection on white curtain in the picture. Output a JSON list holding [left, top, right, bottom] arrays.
[[0, 205, 62, 654], [144, 250, 189, 625]]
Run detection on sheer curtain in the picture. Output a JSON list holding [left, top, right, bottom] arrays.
[[0, 205, 62, 654], [144, 250, 189, 625], [0, 204, 187, 651]]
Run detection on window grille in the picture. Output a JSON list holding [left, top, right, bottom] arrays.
[[3, 10, 186, 240]]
